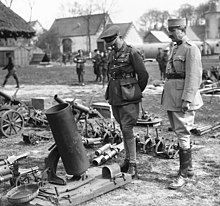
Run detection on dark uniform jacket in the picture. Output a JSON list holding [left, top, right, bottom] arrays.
[[3, 57, 14, 71], [92, 53, 101, 75], [105, 42, 149, 106], [161, 36, 203, 111], [73, 55, 86, 73]]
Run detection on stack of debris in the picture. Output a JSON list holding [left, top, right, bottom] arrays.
[[201, 66, 220, 95], [191, 122, 220, 136]]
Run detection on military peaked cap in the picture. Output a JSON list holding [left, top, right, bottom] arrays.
[[100, 25, 120, 40], [168, 18, 186, 28]]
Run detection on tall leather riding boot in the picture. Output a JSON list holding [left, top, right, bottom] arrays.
[[176, 148, 194, 178], [169, 148, 190, 189], [120, 158, 129, 173], [187, 148, 194, 177], [120, 140, 130, 172], [126, 138, 138, 178]]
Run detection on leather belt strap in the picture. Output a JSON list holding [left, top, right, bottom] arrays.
[[166, 73, 185, 79], [110, 72, 135, 80]]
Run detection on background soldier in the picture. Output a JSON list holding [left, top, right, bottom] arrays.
[[101, 25, 149, 178], [156, 47, 164, 80], [2, 53, 20, 88], [92, 49, 101, 82], [99, 50, 109, 87], [161, 18, 203, 189], [160, 47, 170, 80], [73, 49, 86, 86]]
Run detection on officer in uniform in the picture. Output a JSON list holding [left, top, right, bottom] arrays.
[[161, 18, 203, 189], [100, 25, 149, 178]]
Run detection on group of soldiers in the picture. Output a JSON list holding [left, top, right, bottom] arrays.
[[92, 49, 111, 86], [69, 48, 111, 87]]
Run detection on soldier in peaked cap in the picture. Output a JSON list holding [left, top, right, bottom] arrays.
[[101, 25, 149, 178], [161, 18, 203, 189]]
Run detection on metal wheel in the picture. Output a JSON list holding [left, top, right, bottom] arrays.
[[0, 109, 24, 138]]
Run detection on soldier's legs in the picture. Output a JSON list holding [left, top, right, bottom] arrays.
[[111, 106, 129, 161], [81, 72, 84, 84], [172, 111, 195, 149], [13, 73, 19, 88], [168, 110, 195, 189], [2, 72, 10, 87], [112, 103, 139, 177], [77, 72, 81, 83], [167, 111, 175, 131]]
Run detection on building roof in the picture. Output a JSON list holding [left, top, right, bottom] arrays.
[[0, 1, 35, 39], [49, 13, 112, 37], [186, 27, 201, 41], [144, 30, 172, 43], [190, 25, 206, 41]]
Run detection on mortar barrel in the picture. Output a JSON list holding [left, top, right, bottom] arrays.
[[46, 103, 89, 176]]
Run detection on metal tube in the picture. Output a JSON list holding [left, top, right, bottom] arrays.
[[95, 143, 112, 156], [0, 165, 11, 176], [54, 94, 66, 104], [92, 155, 105, 166], [0, 173, 13, 183], [0, 91, 12, 102], [46, 103, 89, 176]]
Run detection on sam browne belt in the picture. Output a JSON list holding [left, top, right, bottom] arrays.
[[110, 72, 135, 80]]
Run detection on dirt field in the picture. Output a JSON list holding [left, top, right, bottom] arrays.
[[0, 62, 220, 206]]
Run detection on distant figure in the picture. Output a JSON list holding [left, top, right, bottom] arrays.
[[2, 53, 20, 88], [160, 47, 170, 80], [62, 53, 67, 65], [156, 47, 164, 80], [74, 50, 86, 86], [99, 51, 109, 87], [92, 49, 101, 82]]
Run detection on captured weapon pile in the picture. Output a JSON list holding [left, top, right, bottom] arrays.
[[190, 122, 220, 136], [201, 66, 220, 96], [0, 90, 48, 139], [54, 94, 123, 147], [136, 127, 179, 159], [0, 153, 40, 186], [92, 142, 124, 166]]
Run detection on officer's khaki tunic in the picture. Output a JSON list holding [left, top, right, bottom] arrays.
[[161, 36, 203, 149]]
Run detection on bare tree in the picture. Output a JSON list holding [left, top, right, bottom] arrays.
[[177, 4, 195, 25], [27, 0, 35, 22], [138, 9, 171, 33], [1, 0, 14, 8]]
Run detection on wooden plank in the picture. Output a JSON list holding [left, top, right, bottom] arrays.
[[26, 167, 132, 206]]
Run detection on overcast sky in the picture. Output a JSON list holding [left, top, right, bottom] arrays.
[[8, 0, 206, 29]]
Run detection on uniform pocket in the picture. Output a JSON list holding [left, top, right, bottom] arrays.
[[173, 56, 185, 72], [175, 81, 184, 108], [120, 78, 142, 101]]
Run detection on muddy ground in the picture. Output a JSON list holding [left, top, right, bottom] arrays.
[[0, 63, 220, 206]]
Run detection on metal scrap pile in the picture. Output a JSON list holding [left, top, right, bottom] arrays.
[[201, 66, 220, 95]]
